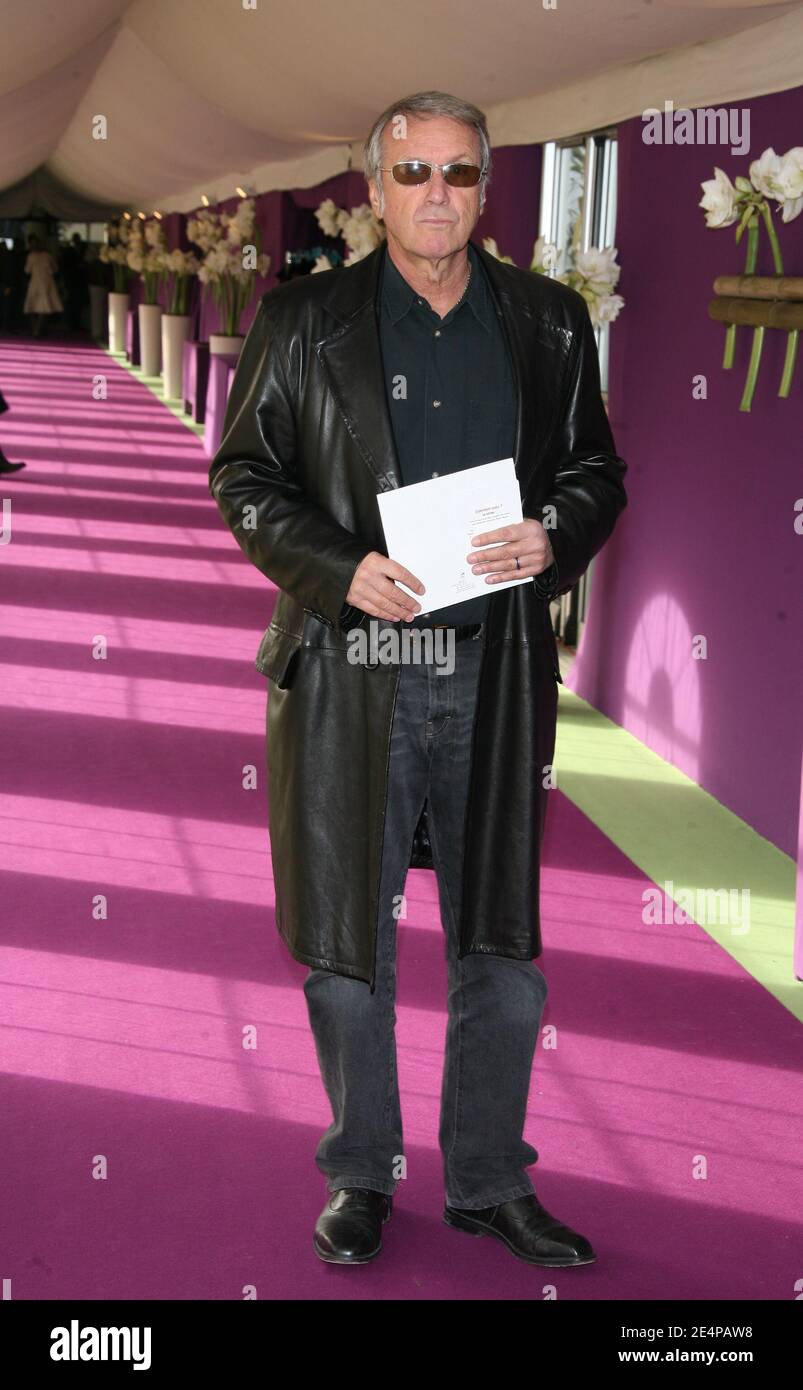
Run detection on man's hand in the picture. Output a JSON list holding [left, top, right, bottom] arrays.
[[466, 517, 554, 581], [345, 552, 425, 620]]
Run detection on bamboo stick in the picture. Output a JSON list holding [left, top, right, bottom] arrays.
[[708, 297, 803, 329], [713, 275, 803, 301]]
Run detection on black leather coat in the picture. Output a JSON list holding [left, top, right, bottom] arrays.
[[209, 240, 627, 990]]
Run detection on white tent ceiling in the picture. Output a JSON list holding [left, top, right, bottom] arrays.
[[1, 0, 801, 215]]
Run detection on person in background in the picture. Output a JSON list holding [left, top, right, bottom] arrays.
[[23, 233, 63, 338], [0, 242, 13, 334], [60, 233, 88, 333], [0, 387, 25, 473]]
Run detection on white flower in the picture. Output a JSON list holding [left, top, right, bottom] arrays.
[[144, 220, 166, 249], [699, 167, 739, 228], [339, 206, 383, 254], [144, 248, 165, 274], [590, 293, 625, 327], [749, 147, 783, 201], [748, 146, 803, 222], [574, 246, 621, 293], [228, 198, 256, 244], [187, 209, 223, 253], [774, 147, 803, 222], [315, 199, 342, 237], [315, 200, 383, 254], [126, 249, 144, 272]]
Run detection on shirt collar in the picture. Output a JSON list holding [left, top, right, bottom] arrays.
[[380, 239, 494, 333]]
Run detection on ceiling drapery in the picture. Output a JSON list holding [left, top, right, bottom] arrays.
[[0, 0, 801, 216]]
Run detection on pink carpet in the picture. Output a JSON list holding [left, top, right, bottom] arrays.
[[1, 333, 800, 1300]]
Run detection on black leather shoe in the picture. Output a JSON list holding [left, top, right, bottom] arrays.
[[443, 1193, 596, 1267], [313, 1188, 392, 1264]]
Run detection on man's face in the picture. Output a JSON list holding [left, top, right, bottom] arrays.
[[368, 115, 485, 263]]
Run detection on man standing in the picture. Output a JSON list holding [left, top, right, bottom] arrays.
[[209, 91, 627, 1269]]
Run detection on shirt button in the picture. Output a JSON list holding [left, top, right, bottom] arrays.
[[431, 471, 439, 478], [434, 330, 441, 337], [433, 400, 441, 408]]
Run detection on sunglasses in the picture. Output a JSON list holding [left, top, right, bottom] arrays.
[[379, 160, 486, 188]]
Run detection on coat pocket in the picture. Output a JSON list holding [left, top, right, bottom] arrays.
[[255, 623, 303, 689]]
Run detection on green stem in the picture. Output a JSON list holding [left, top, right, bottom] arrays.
[[760, 202, 784, 275], [725, 219, 760, 370], [744, 220, 759, 275], [778, 330, 799, 398], [739, 325, 765, 412], [723, 323, 736, 369]]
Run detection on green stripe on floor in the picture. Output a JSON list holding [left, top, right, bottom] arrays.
[[554, 679, 800, 1021]]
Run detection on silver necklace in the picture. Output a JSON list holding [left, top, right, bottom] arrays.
[[454, 258, 472, 307]]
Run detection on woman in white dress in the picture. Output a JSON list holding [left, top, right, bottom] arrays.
[[23, 234, 63, 337]]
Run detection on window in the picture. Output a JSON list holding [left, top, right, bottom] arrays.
[[539, 128, 618, 393], [538, 129, 618, 650]]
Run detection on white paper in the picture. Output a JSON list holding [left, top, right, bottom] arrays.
[[376, 457, 532, 614]]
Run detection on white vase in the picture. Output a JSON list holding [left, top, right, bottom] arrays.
[[108, 292, 130, 353], [89, 284, 108, 340], [138, 303, 162, 376], [161, 314, 192, 399], [209, 333, 244, 357]]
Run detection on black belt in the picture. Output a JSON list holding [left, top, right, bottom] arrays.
[[429, 622, 483, 642]]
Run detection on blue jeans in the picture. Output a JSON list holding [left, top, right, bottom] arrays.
[[303, 625, 548, 1209]]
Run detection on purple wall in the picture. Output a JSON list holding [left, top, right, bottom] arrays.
[[475, 143, 543, 269], [570, 85, 803, 857]]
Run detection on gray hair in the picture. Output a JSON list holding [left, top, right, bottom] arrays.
[[363, 90, 492, 216]]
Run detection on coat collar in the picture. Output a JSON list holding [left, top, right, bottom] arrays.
[[380, 238, 494, 334], [314, 238, 567, 497]]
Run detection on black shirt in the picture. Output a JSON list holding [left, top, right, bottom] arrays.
[[377, 239, 519, 628]]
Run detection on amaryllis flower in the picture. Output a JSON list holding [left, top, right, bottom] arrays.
[[770, 147, 803, 222], [315, 199, 342, 237], [699, 168, 739, 228], [574, 246, 621, 292], [590, 293, 625, 328]]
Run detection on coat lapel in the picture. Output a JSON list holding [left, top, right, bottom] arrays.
[[315, 244, 404, 494]]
